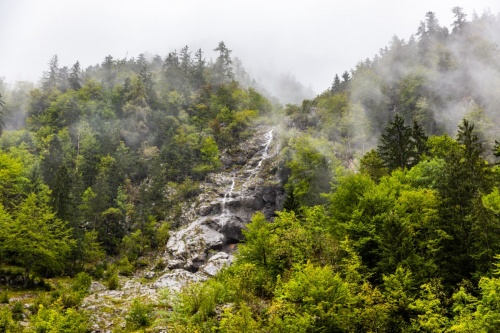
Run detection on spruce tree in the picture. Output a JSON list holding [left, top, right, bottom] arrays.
[[377, 114, 421, 171]]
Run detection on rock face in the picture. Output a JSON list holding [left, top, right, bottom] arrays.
[[162, 126, 284, 279]]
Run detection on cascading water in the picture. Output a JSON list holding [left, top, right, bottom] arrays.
[[221, 174, 235, 215], [255, 129, 274, 170], [242, 128, 274, 188], [163, 126, 281, 278]]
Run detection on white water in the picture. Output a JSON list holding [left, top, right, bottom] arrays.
[[255, 129, 274, 170], [247, 128, 274, 181], [220, 127, 275, 217], [221, 174, 236, 215]]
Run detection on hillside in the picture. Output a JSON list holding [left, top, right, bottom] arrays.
[[0, 8, 500, 333]]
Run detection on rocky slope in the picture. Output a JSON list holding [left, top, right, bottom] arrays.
[[82, 124, 284, 331]]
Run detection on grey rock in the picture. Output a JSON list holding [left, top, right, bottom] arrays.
[[154, 269, 206, 291], [89, 281, 106, 293], [144, 271, 156, 279]]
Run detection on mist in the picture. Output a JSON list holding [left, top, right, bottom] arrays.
[[338, 9, 500, 155], [2, 0, 500, 98]]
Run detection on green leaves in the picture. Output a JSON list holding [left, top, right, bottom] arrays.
[[0, 192, 74, 285]]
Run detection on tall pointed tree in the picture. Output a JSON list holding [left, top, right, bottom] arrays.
[[377, 114, 422, 171]]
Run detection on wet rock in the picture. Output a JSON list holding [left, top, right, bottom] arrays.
[[218, 216, 245, 242], [198, 202, 221, 216]]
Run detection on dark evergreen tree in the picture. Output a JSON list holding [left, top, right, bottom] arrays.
[[193, 48, 206, 89], [494, 140, 500, 161], [42, 55, 59, 91], [331, 74, 341, 93], [69, 61, 82, 90], [377, 114, 421, 171], [412, 120, 428, 156], [213, 41, 233, 85], [451, 7, 467, 33], [436, 119, 494, 284]]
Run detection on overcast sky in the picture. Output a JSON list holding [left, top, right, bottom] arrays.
[[1, 0, 499, 94]]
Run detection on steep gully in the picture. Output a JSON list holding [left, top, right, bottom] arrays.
[[154, 126, 282, 289]]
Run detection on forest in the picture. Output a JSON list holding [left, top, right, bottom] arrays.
[[1, 7, 500, 332]]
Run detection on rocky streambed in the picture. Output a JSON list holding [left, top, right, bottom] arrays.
[[156, 125, 283, 287]]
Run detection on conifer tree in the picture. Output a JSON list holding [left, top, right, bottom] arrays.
[[377, 114, 421, 171]]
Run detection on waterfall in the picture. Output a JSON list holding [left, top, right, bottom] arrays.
[[245, 128, 274, 183], [221, 174, 235, 214]]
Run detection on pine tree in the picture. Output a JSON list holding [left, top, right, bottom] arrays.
[[377, 114, 420, 171]]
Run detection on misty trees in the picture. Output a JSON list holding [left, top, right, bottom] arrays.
[[452, 7, 467, 33], [213, 41, 233, 85], [0, 93, 4, 133], [69, 61, 82, 90], [283, 135, 335, 207]]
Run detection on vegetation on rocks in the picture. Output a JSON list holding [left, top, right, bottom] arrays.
[[1, 8, 500, 332]]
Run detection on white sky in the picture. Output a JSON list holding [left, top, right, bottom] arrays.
[[1, 0, 499, 94]]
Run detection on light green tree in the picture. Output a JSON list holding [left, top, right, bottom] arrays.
[[0, 192, 74, 286]]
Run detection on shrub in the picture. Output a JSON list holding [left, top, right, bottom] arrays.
[[156, 222, 170, 248], [31, 305, 89, 333], [72, 272, 92, 294], [0, 291, 8, 304], [117, 257, 134, 276], [125, 298, 154, 329], [0, 306, 13, 332], [61, 291, 83, 309], [11, 301, 23, 321], [106, 271, 120, 291]]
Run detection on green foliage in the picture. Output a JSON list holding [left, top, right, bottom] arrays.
[[0, 291, 8, 305], [0, 150, 29, 209], [78, 230, 106, 273], [71, 272, 92, 294], [168, 280, 225, 328], [31, 304, 89, 333], [106, 267, 120, 290], [116, 257, 134, 276], [218, 303, 261, 333], [359, 149, 388, 182], [0, 306, 14, 333], [121, 230, 147, 262], [125, 298, 154, 330], [271, 262, 351, 331], [0, 192, 74, 286], [283, 135, 336, 207], [10, 301, 23, 322]]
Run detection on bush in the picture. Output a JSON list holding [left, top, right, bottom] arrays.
[[171, 280, 226, 325], [61, 291, 83, 309], [29, 293, 52, 315], [156, 222, 170, 248], [72, 272, 92, 294], [106, 271, 120, 291], [0, 306, 13, 332], [117, 257, 134, 276], [11, 301, 23, 321], [126, 298, 153, 329], [31, 306, 89, 333], [0, 291, 8, 304]]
